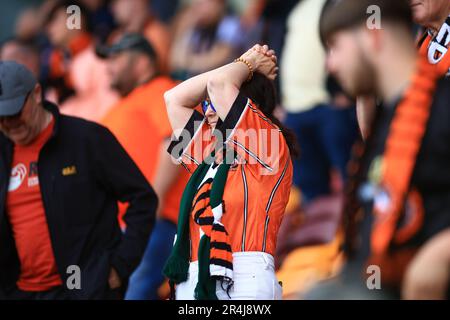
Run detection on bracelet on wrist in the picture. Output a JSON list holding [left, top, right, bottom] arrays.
[[234, 57, 254, 82]]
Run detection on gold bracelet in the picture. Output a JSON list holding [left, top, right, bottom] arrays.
[[234, 57, 254, 82]]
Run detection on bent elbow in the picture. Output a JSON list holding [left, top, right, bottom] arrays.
[[206, 75, 227, 97], [164, 90, 174, 109]]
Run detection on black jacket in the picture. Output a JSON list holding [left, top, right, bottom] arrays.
[[0, 101, 157, 299]]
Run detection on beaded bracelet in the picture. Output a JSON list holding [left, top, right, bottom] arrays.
[[234, 57, 254, 82]]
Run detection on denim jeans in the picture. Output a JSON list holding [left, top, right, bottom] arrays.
[[284, 104, 358, 202], [125, 218, 177, 300]]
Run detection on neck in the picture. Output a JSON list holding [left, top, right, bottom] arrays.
[[377, 47, 417, 104], [37, 108, 53, 134], [135, 71, 156, 88], [20, 107, 53, 146], [428, 11, 450, 33]]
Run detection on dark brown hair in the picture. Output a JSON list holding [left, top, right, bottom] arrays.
[[319, 0, 413, 47], [240, 72, 299, 158]]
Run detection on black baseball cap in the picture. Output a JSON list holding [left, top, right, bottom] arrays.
[[0, 61, 37, 117], [96, 33, 157, 60]]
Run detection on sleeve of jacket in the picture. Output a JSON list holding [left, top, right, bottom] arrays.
[[91, 124, 158, 282]]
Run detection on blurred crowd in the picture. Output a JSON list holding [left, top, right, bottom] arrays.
[[6, 0, 447, 301], [0, 0, 359, 300]]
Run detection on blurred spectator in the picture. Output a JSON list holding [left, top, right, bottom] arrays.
[[98, 33, 189, 300], [43, 0, 92, 103], [44, 0, 118, 121], [14, 7, 42, 42], [80, 0, 116, 43], [0, 38, 40, 78], [13, 2, 57, 84], [317, 0, 450, 299], [281, 0, 358, 203], [150, 0, 180, 23], [14, 1, 59, 42], [240, 0, 299, 100], [110, 0, 171, 72], [169, 0, 241, 80]]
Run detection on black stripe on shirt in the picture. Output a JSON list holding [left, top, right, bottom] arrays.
[[167, 111, 205, 159], [213, 92, 248, 142]]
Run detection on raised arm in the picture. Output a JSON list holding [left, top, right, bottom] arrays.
[[164, 44, 278, 136], [207, 44, 278, 121]]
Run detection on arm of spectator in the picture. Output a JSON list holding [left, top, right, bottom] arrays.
[[183, 43, 235, 74], [356, 95, 377, 139], [402, 228, 450, 300], [152, 138, 182, 218], [169, 28, 193, 72], [92, 124, 158, 284], [171, 15, 242, 74], [169, 5, 200, 72]]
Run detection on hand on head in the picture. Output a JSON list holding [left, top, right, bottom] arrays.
[[240, 44, 279, 80]]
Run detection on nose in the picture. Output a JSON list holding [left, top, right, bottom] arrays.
[[204, 107, 216, 118]]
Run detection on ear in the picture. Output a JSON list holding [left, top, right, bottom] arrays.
[[32, 83, 43, 105]]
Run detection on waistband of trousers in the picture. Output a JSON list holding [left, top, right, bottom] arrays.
[[188, 251, 275, 273]]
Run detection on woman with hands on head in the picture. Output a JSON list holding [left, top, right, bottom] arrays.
[[163, 44, 297, 300]]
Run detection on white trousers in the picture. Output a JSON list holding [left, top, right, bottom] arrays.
[[175, 252, 283, 300]]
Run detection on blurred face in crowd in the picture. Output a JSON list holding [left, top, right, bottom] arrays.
[[112, 0, 147, 27], [0, 84, 45, 146], [193, 0, 226, 27], [46, 8, 72, 47], [107, 50, 154, 97], [325, 28, 376, 97], [410, 0, 450, 29], [15, 7, 40, 41], [107, 51, 136, 96], [1, 42, 40, 78]]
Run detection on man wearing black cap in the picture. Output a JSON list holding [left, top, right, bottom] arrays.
[[97, 33, 160, 97], [98, 33, 188, 300], [0, 61, 157, 299]]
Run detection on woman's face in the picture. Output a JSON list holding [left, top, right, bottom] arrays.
[[204, 106, 219, 130]]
